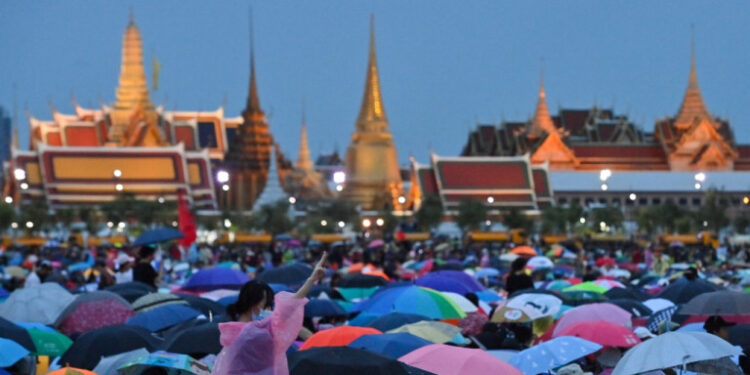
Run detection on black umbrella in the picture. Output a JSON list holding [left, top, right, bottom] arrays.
[[258, 263, 312, 286], [729, 325, 750, 348], [132, 227, 183, 247], [365, 313, 430, 332], [59, 325, 162, 369], [162, 321, 221, 358], [288, 346, 434, 375], [338, 274, 388, 288], [679, 291, 750, 315], [605, 287, 648, 301], [607, 298, 652, 318], [0, 317, 35, 351], [177, 294, 227, 317], [105, 281, 156, 303], [657, 279, 722, 304], [304, 299, 347, 318]]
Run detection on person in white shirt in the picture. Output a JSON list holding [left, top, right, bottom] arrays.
[[114, 253, 134, 284]]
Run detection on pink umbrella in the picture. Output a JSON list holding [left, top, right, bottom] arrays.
[[399, 344, 522, 375], [553, 303, 631, 336], [555, 320, 641, 348], [56, 292, 134, 336], [368, 239, 385, 248]]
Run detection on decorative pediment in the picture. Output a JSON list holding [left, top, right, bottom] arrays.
[[531, 132, 578, 168]]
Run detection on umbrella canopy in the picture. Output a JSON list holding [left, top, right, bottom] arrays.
[[132, 227, 184, 247], [176, 294, 227, 317], [562, 281, 608, 294], [93, 348, 150, 375], [679, 291, 750, 315], [356, 286, 466, 320], [349, 332, 432, 359], [646, 305, 679, 332], [560, 290, 607, 306], [525, 256, 554, 270], [118, 352, 211, 375], [368, 239, 385, 248], [400, 344, 522, 375], [554, 320, 641, 348], [0, 337, 29, 367], [607, 299, 652, 318], [199, 289, 238, 302], [540, 280, 572, 291], [492, 293, 562, 323], [441, 292, 478, 313], [257, 263, 312, 286], [60, 325, 163, 370], [338, 274, 388, 288], [0, 282, 74, 325], [299, 326, 381, 350], [593, 279, 626, 290], [288, 346, 431, 375], [657, 278, 722, 304], [387, 321, 461, 344], [643, 298, 675, 313], [553, 303, 632, 336], [474, 268, 501, 279], [611, 331, 742, 375], [509, 246, 537, 257], [604, 287, 648, 301], [0, 317, 34, 352], [509, 336, 602, 375], [105, 282, 156, 303], [47, 367, 98, 375], [127, 304, 202, 332], [362, 312, 430, 332], [26, 326, 73, 357], [415, 271, 484, 295], [305, 298, 348, 318], [163, 321, 221, 357], [181, 267, 250, 292], [132, 293, 189, 313], [55, 291, 134, 336]]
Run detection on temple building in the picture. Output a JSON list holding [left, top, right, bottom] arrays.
[[342, 17, 404, 210], [285, 117, 332, 200]]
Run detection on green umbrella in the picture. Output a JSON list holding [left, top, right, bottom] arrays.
[[543, 280, 572, 291], [27, 328, 72, 357], [118, 352, 210, 375], [560, 291, 607, 306], [337, 286, 379, 301], [562, 281, 608, 294]]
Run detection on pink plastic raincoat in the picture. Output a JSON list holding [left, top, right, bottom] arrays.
[[212, 292, 307, 375]]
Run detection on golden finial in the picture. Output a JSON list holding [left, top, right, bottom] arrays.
[[356, 14, 387, 125]]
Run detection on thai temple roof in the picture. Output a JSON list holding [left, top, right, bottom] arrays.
[[253, 146, 287, 209]]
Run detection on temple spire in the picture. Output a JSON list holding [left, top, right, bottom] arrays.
[[296, 111, 314, 172], [245, 9, 262, 115], [356, 14, 387, 126], [674, 26, 712, 129], [528, 64, 557, 137]]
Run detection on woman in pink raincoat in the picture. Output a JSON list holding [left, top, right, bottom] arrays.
[[212, 252, 327, 375]]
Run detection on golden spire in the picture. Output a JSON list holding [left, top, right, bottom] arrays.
[[244, 9, 262, 116], [296, 110, 314, 172], [356, 15, 387, 127], [529, 65, 557, 137], [674, 26, 712, 129]]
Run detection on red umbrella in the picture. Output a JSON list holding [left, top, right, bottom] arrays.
[[56, 291, 134, 336], [299, 326, 381, 350], [555, 320, 641, 348], [595, 257, 616, 267]]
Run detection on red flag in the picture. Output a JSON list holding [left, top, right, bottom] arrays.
[[178, 192, 197, 248]]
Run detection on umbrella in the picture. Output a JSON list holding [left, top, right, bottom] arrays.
[[679, 291, 750, 315], [338, 274, 388, 288], [555, 320, 641, 348], [132, 293, 189, 313], [93, 348, 150, 375], [349, 332, 432, 359], [0, 282, 74, 325], [560, 290, 606, 306], [48, 367, 98, 375], [400, 344, 523, 375], [441, 292, 478, 313], [2, 265, 27, 279], [473, 267, 501, 279], [275, 233, 293, 241], [118, 352, 211, 375], [337, 287, 380, 301], [657, 278, 722, 304], [509, 246, 537, 257], [177, 294, 227, 317], [0, 317, 34, 352], [127, 304, 202, 332], [604, 287, 648, 301], [387, 321, 461, 344], [595, 257, 616, 267], [106, 282, 156, 303], [562, 281, 608, 294], [509, 336, 602, 375], [355, 286, 466, 320], [643, 298, 675, 313], [647, 306, 679, 332], [305, 298, 348, 318], [132, 227, 184, 247], [26, 327, 73, 357], [592, 279, 626, 290], [55, 291, 134, 336], [415, 271, 484, 295], [181, 268, 250, 292], [611, 331, 742, 375], [362, 312, 430, 332], [475, 290, 503, 303], [368, 239, 385, 248], [492, 293, 562, 323], [257, 263, 312, 286], [60, 325, 163, 370], [525, 256, 554, 270], [553, 303, 632, 336], [299, 326, 381, 350], [540, 280, 572, 291], [163, 321, 221, 357], [607, 299, 652, 318], [288, 346, 433, 375], [0, 337, 29, 367]]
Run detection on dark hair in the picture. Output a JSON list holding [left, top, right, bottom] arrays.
[[227, 280, 273, 321], [464, 292, 479, 307], [511, 257, 528, 272], [138, 245, 157, 259]]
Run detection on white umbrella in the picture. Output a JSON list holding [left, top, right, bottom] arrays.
[[643, 298, 674, 313], [493, 293, 562, 322], [611, 332, 741, 375], [0, 282, 74, 324], [93, 348, 149, 375], [526, 256, 553, 270], [442, 292, 478, 313]]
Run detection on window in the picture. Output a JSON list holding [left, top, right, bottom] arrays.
[[652, 198, 661, 205], [572, 198, 581, 205], [720, 199, 728, 206], [639, 198, 647, 205], [558, 198, 567, 205], [585, 198, 594, 205], [692, 198, 701, 206], [599, 198, 607, 204], [625, 198, 634, 206], [198, 122, 219, 148], [611, 198, 621, 206], [679, 198, 688, 206]]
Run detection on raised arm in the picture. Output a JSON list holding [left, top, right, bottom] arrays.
[[294, 252, 327, 299]]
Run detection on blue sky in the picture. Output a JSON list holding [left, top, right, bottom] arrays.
[[1, 1, 749, 165]]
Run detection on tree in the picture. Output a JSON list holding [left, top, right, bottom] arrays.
[[675, 216, 695, 234], [590, 205, 623, 231], [55, 208, 77, 229], [415, 195, 443, 231], [657, 200, 684, 233], [0, 203, 15, 231], [256, 200, 294, 236], [504, 207, 533, 232], [698, 189, 729, 233], [19, 200, 49, 232], [541, 206, 566, 234], [636, 207, 659, 236], [564, 204, 584, 230], [77, 207, 99, 234], [455, 199, 486, 231], [734, 214, 750, 234]]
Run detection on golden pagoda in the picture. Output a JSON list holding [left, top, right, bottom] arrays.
[[528, 75, 577, 169], [342, 16, 403, 210], [285, 116, 331, 200]]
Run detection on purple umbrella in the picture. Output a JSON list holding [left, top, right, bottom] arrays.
[[415, 270, 484, 295], [181, 268, 250, 292]]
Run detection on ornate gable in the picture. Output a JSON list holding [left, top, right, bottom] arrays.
[[531, 131, 578, 169]]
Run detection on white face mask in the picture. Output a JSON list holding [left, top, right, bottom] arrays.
[[253, 309, 272, 321]]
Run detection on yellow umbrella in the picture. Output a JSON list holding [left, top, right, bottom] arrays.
[[3, 265, 27, 279], [387, 321, 461, 344]]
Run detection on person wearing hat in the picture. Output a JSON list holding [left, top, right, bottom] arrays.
[[114, 252, 134, 284]]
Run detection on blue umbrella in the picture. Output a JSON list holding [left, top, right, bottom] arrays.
[[0, 337, 30, 367], [304, 299, 347, 318], [415, 270, 484, 295], [274, 233, 293, 241], [127, 304, 201, 332], [132, 227, 184, 247], [257, 263, 312, 286], [476, 290, 503, 303], [181, 268, 250, 292], [217, 295, 238, 307], [364, 312, 430, 332], [269, 283, 293, 293], [348, 312, 381, 327], [509, 336, 602, 375], [349, 333, 431, 359], [0, 286, 9, 299], [474, 268, 501, 279]]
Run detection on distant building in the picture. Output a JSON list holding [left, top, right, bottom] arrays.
[[0, 107, 11, 188]]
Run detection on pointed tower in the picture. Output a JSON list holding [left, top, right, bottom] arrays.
[[110, 11, 157, 144], [527, 73, 557, 139], [253, 146, 287, 209], [342, 16, 403, 209], [296, 119, 314, 172], [527, 74, 577, 169], [673, 33, 714, 130], [222, 13, 274, 211]]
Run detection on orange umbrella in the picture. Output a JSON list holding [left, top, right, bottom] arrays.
[[299, 326, 381, 350], [347, 262, 364, 274], [47, 367, 98, 375], [363, 269, 390, 281], [510, 246, 537, 257]]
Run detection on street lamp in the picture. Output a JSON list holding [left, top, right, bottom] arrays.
[[337, 221, 345, 228], [376, 218, 385, 227], [288, 197, 297, 204], [397, 196, 406, 204], [113, 169, 122, 178], [599, 169, 612, 182], [579, 217, 586, 224], [4, 196, 12, 204], [629, 193, 637, 201], [222, 184, 230, 191], [171, 221, 178, 227], [13, 168, 25, 181], [117, 222, 126, 229], [107, 221, 114, 228], [335, 184, 343, 192], [333, 171, 346, 184], [115, 183, 124, 191], [694, 183, 702, 190], [224, 219, 232, 228], [486, 197, 494, 204], [25, 221, 33, 229], [10, 222, 17, 229], [20, 183, 28, 190], [694, 172, 706, 182], [158, 196, 165, 204], [362, 218, 372, 228], [600, 183, 608, 191], [320, 220, 328, 227]]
